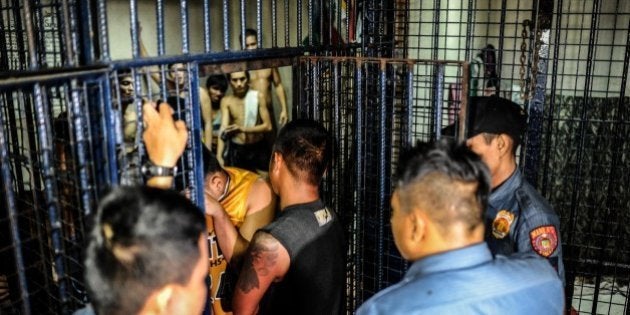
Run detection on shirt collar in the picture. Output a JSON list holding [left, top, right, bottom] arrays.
[[405, 243, 493, 279], [489, 167, 522, 207]]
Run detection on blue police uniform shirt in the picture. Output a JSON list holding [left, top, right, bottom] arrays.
[[356, 243, 564, 315], [486, 168, 565, 284]]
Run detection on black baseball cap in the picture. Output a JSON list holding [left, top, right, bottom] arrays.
[[467, 96, 528, 145]]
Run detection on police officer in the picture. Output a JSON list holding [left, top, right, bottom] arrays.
[[465, 96, 564, 283], [356, 139, 564, 314]]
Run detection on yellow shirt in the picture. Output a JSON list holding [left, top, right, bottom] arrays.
[[206, 167, 259, 315]]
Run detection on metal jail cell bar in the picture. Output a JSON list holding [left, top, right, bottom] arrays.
[[1, 0, 630, 314], [294, 56, 467, 309]]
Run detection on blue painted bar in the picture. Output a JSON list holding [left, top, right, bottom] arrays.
[[297, 0, 302, 46], [69, 81, 94, 218], [308, 0, 313, 46], [223, 0, 230, 51], [257, 0, 263, 48], [111, 47, 304, 70], [101, 74, 119, 186], [0, 91, 31, 315], [22, 0, 38, 69], [406, 63, 414, 144], [272, 0, 277, 47], [465, 0, 474, 61], [353, 59, 364, 311], [96, 0, 110, 61], [180, 0, 190, 54], [203, 0, 211, 53], [60, 0, 77, 66], [188, 63, 205, 208], [432, 0, 441, 61], [377, 62, 386, 291], [523, 36, 552, 185], [240, 0, 247, 49], [434, 63, 444, 139], [129, 0, 139, 59], [79, 0, 95, 63], [156, 0, 167, 101], [156, 0, 166, 55], [312, 59, 320, 116], [33, 83, 69, 309], [496, 0, 507, 95]]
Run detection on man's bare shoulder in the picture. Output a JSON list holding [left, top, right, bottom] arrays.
[[246, 178, 275, 215], [251, 68, 273, 79]]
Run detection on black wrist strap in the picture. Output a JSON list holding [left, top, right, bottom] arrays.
[[141, 160, 177, 178]]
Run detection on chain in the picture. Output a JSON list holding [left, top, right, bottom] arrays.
[[519, 20, 530, 101]]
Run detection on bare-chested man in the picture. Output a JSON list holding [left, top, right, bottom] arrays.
[[217, 71, 272, 174], [242, 29, 289, 136]]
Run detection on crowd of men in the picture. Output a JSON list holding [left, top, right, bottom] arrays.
[[64, 24, 568, 315]]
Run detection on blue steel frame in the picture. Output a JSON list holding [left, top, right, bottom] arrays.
[[523, 0, 553, 187]]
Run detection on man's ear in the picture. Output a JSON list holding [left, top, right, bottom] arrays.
[[271, 152, 283, 172], [409, 210, 427, 243], [210, 173, 223, 187], [496, 134, 512, 157]]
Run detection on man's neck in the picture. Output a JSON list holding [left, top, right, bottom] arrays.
[[233, 88, 249, 99], [492, 157, 517, 189], [279, 182, 320, 210]]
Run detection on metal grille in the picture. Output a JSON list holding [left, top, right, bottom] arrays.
[[540, 1, 630, 313], [294, 56, 467, 310], [2, 0, 630, 314], [0, 72, 112, 314]]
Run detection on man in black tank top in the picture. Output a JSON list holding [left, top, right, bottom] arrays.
[[232, 119, 345, 315]]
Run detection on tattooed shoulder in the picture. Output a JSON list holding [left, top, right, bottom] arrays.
[[237, 232, 281, 293]]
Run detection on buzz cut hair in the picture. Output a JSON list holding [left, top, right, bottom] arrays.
[[395, 139, 490, 236], [84, 186, 205, 315]]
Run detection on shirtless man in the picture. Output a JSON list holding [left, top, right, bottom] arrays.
[[217, 71, 272, 174], [242, 29, 289, 135], [205, 74, 228, 152]]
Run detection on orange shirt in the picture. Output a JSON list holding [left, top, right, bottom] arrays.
[[206, 167, 259, 315]]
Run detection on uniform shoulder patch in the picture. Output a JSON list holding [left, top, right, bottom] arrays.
[[530, 225, 558, 257]]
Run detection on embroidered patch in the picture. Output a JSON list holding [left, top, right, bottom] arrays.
[[530, 225, 558, 257], [492, 210, 515, 239], [314, 208, 332, 226]]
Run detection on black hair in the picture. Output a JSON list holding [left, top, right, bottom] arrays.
[[202, 146, 224, 177], [239, 28, 258, 44], [273, 119, 332, 186], [395, 139, 490, 234], [205, 74, 228, 92], [226, 71, 250, 81], [84, 186, 205, 315], [117, 68, 132, 78]]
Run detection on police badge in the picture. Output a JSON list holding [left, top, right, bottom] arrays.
[[492, 210, 515, 239]]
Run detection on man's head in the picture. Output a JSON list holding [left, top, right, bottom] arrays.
[[202, 147, 229, 201], [205, 74, 228, 105], [117, 69, 134, 99], [241, 28, 258, 50], [391, 139, 490, 261], [269, 119, 331, 191], [168, 63, 188, 87], [465, 96, 527, 179], [227, 71, 250, 95], [85, 186, 208, 315]]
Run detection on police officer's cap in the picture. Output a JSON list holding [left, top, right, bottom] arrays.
[[468, 96, 528, 146]]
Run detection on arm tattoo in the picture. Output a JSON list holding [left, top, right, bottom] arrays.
[[237, 233, 279, 293]]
